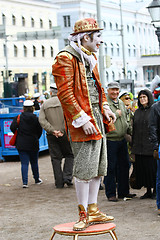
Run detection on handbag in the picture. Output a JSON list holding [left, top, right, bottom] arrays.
[[9, 114, 20, 146], [129, 163, 141, 190]]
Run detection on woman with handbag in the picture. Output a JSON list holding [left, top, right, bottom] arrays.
[[10, 100, 43, 188], [132, 89, 157, 199]]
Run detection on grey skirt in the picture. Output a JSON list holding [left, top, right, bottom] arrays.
[[70, 105, 107, 180]]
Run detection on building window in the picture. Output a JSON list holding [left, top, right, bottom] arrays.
[[115, 23, 118, 30], [106, 71, 109, 82], [23, 45, 27, 57], [22, 16, 25, 26], [133, 45, 136, 57], [63, 15, 71, 27], [42, 45, 45, 57], [31, 17, 35, 27], [128, 44, 131, 56], [112, 71, 115, 81], [116, 43, 120, 56], [127, 25, 129, 32], [109, 22, 112, 30], [12, 15, 16, 25], [14, 45, 18, 57], [2, 14, 6, 25], [145, 48, 147, 54], [105, 44, 107, 55], [128, 70, 132, 79], [49, 20, 52, 29], [51, 46, 53, 57], [132, 26, 135, 33], [33, 45, 36, 57], [3, 44, 6, 57], [111, 43, 114, 56], [40, 19, 43, 28], [64, 39, 69, 46], [135, 71, 137, 81]]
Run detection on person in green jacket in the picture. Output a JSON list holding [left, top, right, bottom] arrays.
[[104, 82, 136, 202]]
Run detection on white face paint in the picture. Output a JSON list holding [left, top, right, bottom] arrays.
[[85, 31, 103, 53]]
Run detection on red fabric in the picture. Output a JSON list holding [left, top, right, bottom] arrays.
[[52, 52, 111, 142], [9, 115, 20, 146]]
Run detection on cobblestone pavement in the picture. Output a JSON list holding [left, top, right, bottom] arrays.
[[0, 151, 159, 240]]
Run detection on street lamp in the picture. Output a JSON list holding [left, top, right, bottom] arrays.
[[147, 0, 160, 51]]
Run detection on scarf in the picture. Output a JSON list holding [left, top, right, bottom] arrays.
[[68, 32, 97, 72]]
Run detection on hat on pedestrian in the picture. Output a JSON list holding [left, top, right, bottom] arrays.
[[33, 92, 40, 99], [71, 18, 103, 35], [107, 82, 120, 89], [23, 100, 34, 107], [119, 91, 128, 99], [50, 83, 57, 89]]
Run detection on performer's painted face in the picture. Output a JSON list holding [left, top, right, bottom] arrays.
[[85, 31, 103, 53]]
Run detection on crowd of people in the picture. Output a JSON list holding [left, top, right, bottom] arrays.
[[10, 17, 160, 231]]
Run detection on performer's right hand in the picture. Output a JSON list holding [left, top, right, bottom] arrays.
[[82, 121, 98, 135]]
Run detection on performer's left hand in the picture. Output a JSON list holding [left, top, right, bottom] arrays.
[[104, 108, 116, 123]]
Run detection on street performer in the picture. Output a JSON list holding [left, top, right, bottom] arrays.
[[52, 18, 116, 231]]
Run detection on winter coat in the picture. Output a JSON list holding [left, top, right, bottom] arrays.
[[132, 89, 154, 156], [39, 95, 65, 134], [149, 101, 160, 150], [52, 45, 111, 142], [10, 112, 42, 151], [106, 96, 129, 141]]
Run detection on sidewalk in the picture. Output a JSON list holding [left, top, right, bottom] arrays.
[[0, 152, 159, 240]]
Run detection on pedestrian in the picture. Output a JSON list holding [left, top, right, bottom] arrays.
[[39, 83, 74, 188], [149, 95, 160, 215], [119, 91, 134, 163], [132, 89, 157, 199], [10, 100, 43, 188], [104, 82, 136, 202], [52, 17, 116, 230], [33, 92, 40, 110]]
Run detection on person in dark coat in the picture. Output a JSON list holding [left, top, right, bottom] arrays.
[[10, 100, 43, 188], [132, 89, 157, 199], [33, 92, 40, 110], [149, 96, 160, 215]]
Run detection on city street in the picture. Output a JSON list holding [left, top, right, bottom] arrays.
[[0, 151, 159, 240]]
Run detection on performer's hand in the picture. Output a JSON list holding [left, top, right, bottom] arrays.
[[82, 121, 98, 135], [104, 108, 116, 123]]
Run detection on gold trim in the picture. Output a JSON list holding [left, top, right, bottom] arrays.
[[52, 59, 57, 65], [72, 110, 85, 120], [58, 52, 73, 60], [81, 45, 92, 55], [103, 102, 109, 106], [75, 43, 92, 56]]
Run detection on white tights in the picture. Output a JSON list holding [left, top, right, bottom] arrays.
[[74, 176, 101, 211]]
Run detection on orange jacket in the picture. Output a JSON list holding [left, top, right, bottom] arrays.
[[52, 48, 109, 142]]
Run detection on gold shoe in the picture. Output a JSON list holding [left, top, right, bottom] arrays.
[[73, 205, 89, 231], [88, 203, 114, 225]]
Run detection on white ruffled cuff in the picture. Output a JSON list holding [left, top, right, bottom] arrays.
[[103, 104, 111, 111], [72, 112, 91, 128]]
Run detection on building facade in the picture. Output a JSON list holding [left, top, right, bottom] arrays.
[[0, 0, 60, 97], [52, 0, 160, 93], [0, 0, 159, 97]]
